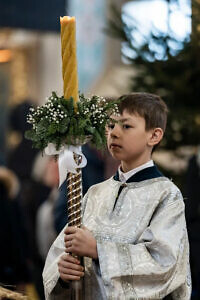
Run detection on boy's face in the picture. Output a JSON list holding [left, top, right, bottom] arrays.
[[107, 110, 156, 171]]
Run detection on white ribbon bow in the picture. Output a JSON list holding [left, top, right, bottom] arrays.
[[45, 143, 87, 187]]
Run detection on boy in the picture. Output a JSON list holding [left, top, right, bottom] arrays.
[[43, 93, 191, 299]]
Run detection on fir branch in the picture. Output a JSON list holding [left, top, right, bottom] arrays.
[[25, 92, 120, 151]]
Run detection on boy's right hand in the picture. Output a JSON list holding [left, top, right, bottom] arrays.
[[58, 253, 84, 282]]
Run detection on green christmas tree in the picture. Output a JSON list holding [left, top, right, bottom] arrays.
[[107, 0, 200, 150]]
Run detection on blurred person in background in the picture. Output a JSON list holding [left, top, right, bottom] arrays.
[[185, 145, 200, 299], [7, 101, 51, 299], [36, 156, 59, 262], [0, 164, 31, 293], [24, 153, 59, 300], [7, 100, 39, 181]]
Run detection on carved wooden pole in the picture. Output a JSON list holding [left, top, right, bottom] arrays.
[[66, 153, 84, 300]]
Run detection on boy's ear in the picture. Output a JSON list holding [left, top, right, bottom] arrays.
[[148, 128, 163, 146]]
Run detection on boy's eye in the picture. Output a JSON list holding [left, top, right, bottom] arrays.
[[122, 124, 131, 129], [107, 123, 115, 130]]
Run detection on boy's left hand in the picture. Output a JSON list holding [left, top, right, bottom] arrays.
[[64, 226, 98, 259]]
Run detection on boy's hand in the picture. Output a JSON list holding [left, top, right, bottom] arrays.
[[58, 253, 84, 282], [64, 226, 98, 259]]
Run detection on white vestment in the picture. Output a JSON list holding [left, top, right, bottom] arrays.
[[43, 170, 191, 299]]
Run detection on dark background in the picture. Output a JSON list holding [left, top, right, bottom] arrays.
[[0, 0, 67, 32]]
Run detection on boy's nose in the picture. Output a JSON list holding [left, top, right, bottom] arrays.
[[110, 124, 121, 138]]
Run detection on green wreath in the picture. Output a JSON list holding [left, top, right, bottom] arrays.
[[25, 92, 119, 151]]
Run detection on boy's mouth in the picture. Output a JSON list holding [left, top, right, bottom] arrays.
[[110, 143, 122, 149]]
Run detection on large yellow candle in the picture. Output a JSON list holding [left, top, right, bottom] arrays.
[[60, 16, 79, 102]]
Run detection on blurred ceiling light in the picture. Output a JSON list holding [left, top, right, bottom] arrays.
[[0, 49, 12, 63]]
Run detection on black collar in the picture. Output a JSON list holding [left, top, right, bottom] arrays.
[[113, 165, 163, 183]]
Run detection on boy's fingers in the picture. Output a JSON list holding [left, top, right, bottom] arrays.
[[59, 266, 84, 277], [58, 261, 84, 272], [65, 247, 72, 253], [60, 273, 81, 281], [64, 234, 75, 242], [65, 226, 77, 235], [65, 246, 73, 253], [61, 253, 80, 264], [65, 241, 72, 248]]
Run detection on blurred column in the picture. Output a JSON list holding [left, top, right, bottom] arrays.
[[89, 0, 134, 97], [0, 48, 12, 162], [106, 0, 127, 68], [68, 0, 107, 92], [192, 0, 200, 38], [37, 33, 62, 103]]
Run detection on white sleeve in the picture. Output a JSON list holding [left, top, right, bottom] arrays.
[[42, 226, 70, 300]]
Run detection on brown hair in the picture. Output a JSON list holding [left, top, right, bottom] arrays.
[[118, 92, 168, 133]]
